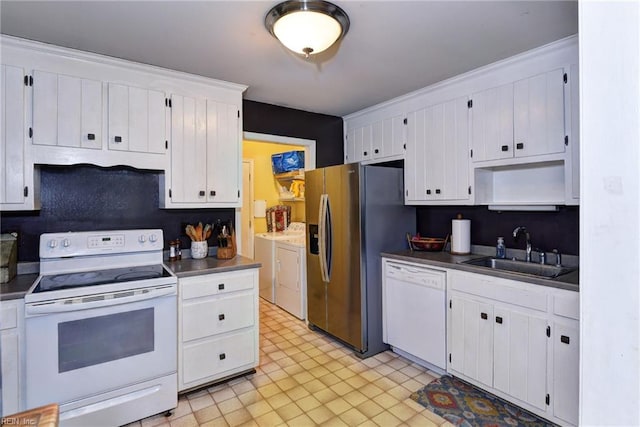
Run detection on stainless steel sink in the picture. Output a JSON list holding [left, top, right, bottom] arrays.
[[461, 256, 577, 279]]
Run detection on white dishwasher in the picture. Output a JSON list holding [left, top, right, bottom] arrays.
[[382, 259, 446, 370]]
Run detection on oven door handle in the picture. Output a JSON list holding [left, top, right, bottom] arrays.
[[25, 285, 176, 315]]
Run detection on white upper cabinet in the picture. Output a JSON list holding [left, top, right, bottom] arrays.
[[32, 70, 102, 150], [344, 112, 405, 164], [471, 69, 566, 163], [405, 96, 470, 204], [108, 83, 166, 154], [164, 94, 240, 208], [1, 64, 38, 210]]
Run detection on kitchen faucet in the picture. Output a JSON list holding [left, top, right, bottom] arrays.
[[512, 226, 532, 262]]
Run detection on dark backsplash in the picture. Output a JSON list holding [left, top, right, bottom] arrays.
[[1, 165, 236, 262], [416, 205, 579, 255]]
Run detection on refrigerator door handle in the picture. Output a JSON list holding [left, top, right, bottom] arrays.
[[318, 194, 330, 283], [325, 194, 333, 281]]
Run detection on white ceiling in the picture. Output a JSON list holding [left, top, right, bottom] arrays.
[[0, 1, 578, 117]]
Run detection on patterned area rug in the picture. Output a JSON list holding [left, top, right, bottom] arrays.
[[411, 376, 555, 427]]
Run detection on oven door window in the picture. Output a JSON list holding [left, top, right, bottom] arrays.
[[58, 308, 154, 373]]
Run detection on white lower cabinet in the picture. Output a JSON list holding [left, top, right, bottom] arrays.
[[447, 269, 579, 426], [178, 268, 259, 392], [1, 299, 24, 416]]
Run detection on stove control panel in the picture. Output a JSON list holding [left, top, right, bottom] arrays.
[[40, 229, 164, 258]]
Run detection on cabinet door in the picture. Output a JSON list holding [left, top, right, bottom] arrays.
[[441, 97, 470, 201], [0, 330, 20, 415], [471, 83, 514, 162], [109, 83, 165, 153], [1, 65, 26, 206], [170, 94, 207, 203], [371, 120, 384, 159], [384, 115, 406, 157], [552, 320, 579, 426], [345, 128, 357, 163], [449, 295, 494, 387], [513, 69, 565, 158], [404, 109, 427, 202], [33, 70, 102, 149], [206, 101, 240, 204], [493, 306, 548, 410]]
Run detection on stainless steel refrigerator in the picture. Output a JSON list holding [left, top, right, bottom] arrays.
[[305, 164, 416, 358]]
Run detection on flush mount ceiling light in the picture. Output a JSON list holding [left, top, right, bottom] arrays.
[[265, 0, 350, 58]]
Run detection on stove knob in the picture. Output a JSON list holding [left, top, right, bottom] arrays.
[[149, 234, 158, 243], [49, 239, 58, 248], [62, 238, 70, 248], [138, 235, 147, 243]]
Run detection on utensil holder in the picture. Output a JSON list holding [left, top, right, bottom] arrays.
[[217, 232, 237, 260], [190, 241, 208, 259]]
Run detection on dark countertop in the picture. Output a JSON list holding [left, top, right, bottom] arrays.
[[0, 255, 261, 300], [381, 250, 579, 292], [166, 255, 261, 278], [0, 273, 38, 300]]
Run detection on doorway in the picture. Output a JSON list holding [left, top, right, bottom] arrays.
[[235, 132, 316, 256]]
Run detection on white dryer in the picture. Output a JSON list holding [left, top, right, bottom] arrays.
[[275, 236, 307, 320], [254, 223, 305, 303]]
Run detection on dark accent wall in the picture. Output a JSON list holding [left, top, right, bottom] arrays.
[[1, 101, 345, 262], [416, 205, 579, 255], [243, 100, 344, 168]]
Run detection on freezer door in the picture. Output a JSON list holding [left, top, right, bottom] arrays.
[[324, 164, 363, 351], [305, 168, 327, 330]]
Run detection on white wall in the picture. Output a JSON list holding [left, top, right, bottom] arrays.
[[579, 2, 640, 425]]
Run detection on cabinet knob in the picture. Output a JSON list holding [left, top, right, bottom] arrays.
[[218, 314, 225, 321], [495, 316, 503, 324], [481, 312, 488, 320], [374, 149, 379, 154], [219, 353, 226, 360], [426, 189, 431, 195], [435, 189, 441, 194], [561, 335, 570, 344], [363, 151, 368, 156], [501, 145, 509, 152], [199, 190, 205, 197], [114, 136, 122, 143], [87, 133, 95, 140], [516, 143, 524, 150], [210, 190, 216, 196], [218, 283, 225, 290]]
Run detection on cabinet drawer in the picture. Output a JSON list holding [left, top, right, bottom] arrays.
[[181, 270, 255, 300], [0, 303, 18, 330], [182, 329, 255, 385], [450, 270, 547, 312], [182, 292, 255, 341], [553, 292, 579, 320]]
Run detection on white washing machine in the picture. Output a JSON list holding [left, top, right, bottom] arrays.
[[254, 223, 305, 303], [275, 236, 307, 320]]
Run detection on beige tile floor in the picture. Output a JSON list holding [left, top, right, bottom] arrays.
[[127, 299, 450, 427]]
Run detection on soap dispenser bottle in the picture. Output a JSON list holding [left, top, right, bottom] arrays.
[[496, 237, 506, 259]]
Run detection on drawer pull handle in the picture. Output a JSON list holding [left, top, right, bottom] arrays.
[[218, 314, 225, 321], [501, 145, 509, 152], [495, 316, 503, 324], [218, 283, 225, 290], [87, 133, 95, 140], [561, 335, 570, 344], [114, 136, 122, 143], [219, 353, 226, 360], [481, 312, 488, 320]]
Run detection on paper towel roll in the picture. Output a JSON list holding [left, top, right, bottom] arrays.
[[451, 219, 471, 254]]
